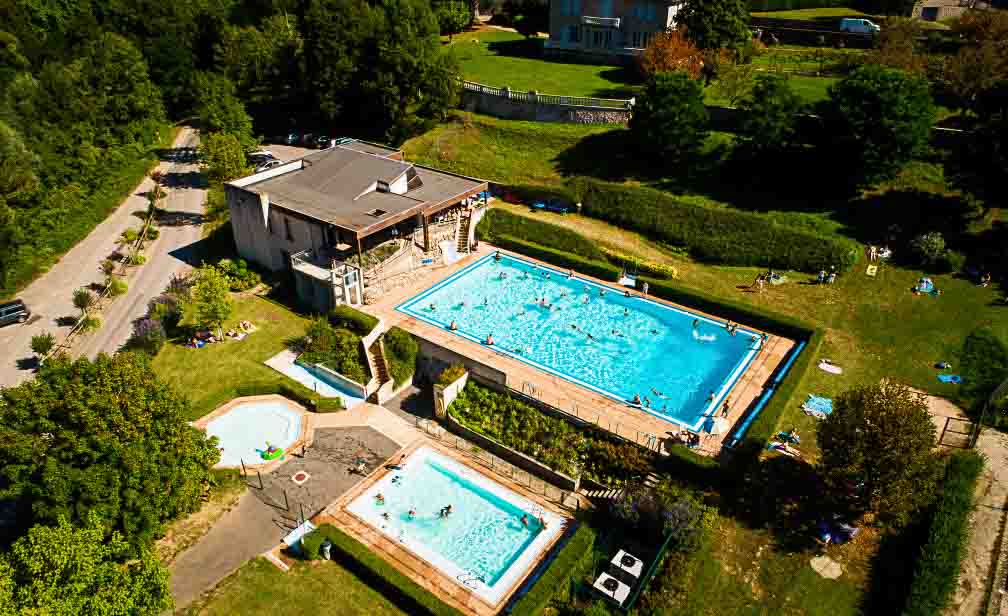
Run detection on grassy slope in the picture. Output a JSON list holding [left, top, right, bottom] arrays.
[[152, 295, 310, 421], [182, 558, 407, 616]]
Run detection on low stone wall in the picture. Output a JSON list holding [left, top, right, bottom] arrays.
[[444, 411, 582, 492], [460, 88, 631, 125]]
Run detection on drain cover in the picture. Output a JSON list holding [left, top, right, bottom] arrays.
[[291, 471, 311, 486]]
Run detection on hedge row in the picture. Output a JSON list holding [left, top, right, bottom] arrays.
[[233, 381, 344, 412], [329, 305, 379, 336], [571, 178, 860, 273], [510, 524, 597, 616], [301, 524, 464, 616], [477, 208, 606, 261], [749, 0, 847, 11], [903, 450, 985, 616], [384, 326, 419, 387], [489, 234, 622, 282]]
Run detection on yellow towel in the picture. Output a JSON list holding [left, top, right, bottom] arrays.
[[866, 265, 878, 277]]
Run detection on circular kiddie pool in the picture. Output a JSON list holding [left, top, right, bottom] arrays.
[[201, 396, 307, 467]]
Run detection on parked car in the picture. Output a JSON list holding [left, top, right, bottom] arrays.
[[247, 150, 276, 165], [0, 299, 31, 326], [839, 18, 880, 34], [315, 135, 332, 149], [255, 160, 283, 173], [284, 132, 300, 145]]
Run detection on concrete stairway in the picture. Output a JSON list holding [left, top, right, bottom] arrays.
[[456, 213, 472, 255], [369, 338, 392, 385]]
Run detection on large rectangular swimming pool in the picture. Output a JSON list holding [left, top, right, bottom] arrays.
[[398, 253, 761, 430], [346, 447, 564, 605]]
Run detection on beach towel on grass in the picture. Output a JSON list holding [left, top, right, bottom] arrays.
[[802, 395, 833, 419], [866, 265, 878, 277], [818, 360, 843, 374], [938, 374, 962, 384]]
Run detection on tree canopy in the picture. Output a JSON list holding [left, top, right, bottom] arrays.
[[0, 513, 172, 615], [629, 72, 709, 165], [188, 263, 235, 334], [737, 74, 804, 157], [0, 353, 219, 550], [821, 64, 934, 184], [675, 0, 751, 51], [817, 382, 942, 527]]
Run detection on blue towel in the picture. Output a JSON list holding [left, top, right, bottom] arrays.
[[938, 374, 962, 384], [803, 394, 833, 415]]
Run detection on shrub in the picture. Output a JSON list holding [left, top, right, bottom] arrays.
[[630, 72, 708, 164], [148, 295, 182, 333], [384, 326, 419, 387], [217, 258, 262, 291], [303, 524, 464, 616], [437, 363, 467, 386], [509, 525, 597, 616], [600, 246, 678, 279], [476, 209, 605, 261], [120, 228, 139, 244], [30, 332, 56, 357], [128, 253, 146, 266], [300, 317, 369, 384], [101, 259, 116, 276], [144, 226, 160, 241], [315, 397, 344, 412], [79, 315, 101, 332], [570, 178, 859, 272], [231, 382, 336, 413], [329, 305, 379, 336], [903, 450, 984, 616], [738, 74, 806, 157], [959, 328, 1008, 411], [107, 276, 128, 297], [126, 318, 167, 356], [909, 231, 946, 266]]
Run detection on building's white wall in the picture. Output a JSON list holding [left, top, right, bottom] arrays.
[[390, 173, 408, 195], [227, 185, 328, 272]]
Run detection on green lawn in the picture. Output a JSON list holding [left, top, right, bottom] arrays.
[[182, 558, 407, 616], [152, 295, 310, 420], [447, 30, 639, 99], [751, 7, 869, 19]]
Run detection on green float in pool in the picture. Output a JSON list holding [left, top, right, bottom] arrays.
[[260, 442, 285, 461]]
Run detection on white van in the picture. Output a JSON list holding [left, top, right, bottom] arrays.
[[839, 18, 880, 34]]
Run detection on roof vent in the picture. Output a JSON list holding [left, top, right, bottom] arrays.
[[367, 208, 388, 218]]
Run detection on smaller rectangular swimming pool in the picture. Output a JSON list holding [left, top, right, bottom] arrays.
[[346, 447, 565, 605]]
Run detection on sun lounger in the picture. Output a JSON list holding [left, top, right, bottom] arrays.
[[802, 394, 833, 419], [937, 374, 962, 384]]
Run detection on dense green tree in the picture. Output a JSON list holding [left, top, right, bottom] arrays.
[[737, 74, 804, 157], [303, 0, 460, 142], [629, 72, 709, 164], [201, 132, 251, 184], [438, 1, 472, 42], [72, 287, 95, 316], [0, 353, 219, 549], [188, 263, 234, 336], [675, 0, 750, 51], [0, 513, 172, 615], [821, 64, 934, 184], [817, 382, 942, 527], [193, 71, 255, 146], [0, 121, 38, 203]]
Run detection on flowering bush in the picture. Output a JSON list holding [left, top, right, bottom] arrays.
[[601, 246, 679, 279], [127, 318, 166, 356]]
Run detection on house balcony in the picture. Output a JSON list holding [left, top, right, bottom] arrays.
[[582, 16, 621, 28]]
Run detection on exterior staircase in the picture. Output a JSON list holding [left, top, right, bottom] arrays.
[[456, 213, 472, 255], [369, 338, 392, 386]]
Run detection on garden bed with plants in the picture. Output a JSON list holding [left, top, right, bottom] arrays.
[[448, 381, 657, 486]]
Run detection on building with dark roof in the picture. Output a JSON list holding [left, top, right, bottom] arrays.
[[226, 140, 488, 311]]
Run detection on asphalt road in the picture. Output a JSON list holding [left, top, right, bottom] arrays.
[[0, 127, 204, 387]]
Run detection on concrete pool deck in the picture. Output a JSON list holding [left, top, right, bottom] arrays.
[[363, 244, 796, 456], [316, 439, 572, 616]]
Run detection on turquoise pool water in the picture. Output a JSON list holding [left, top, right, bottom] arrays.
[[398, 253, 760, 430], [206, 400, 302, 466], [346, 447, 563, 603]]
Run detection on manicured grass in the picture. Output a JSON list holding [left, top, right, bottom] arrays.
[[447, 30, 639, 99], [182, 558, 408, 616], [706, 73, 837, 105], [751, 7, 869, 19], [152, 295, 311, 420]]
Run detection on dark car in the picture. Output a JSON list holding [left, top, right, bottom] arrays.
[[0, 299, 30, 326], [315, 135, 332, 149]]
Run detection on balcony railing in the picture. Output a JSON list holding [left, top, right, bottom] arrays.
[[582, 15, 621, 27]]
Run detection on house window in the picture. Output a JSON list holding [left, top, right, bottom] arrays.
[[284, 218, 294, 242]]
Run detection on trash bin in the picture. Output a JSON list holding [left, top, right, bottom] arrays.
[[321, 540, 332, 561]]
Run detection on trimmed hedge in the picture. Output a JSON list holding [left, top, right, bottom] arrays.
[[477, 208, 605, 261], [491, 235, 622, 282], [302, 524, 464, 616], [329, 305, 379, 336], [902, 450, 985, 616], [384, 326, 418, 387], [233, 381, 344, 412], [749, 0, 847, 11], [510, 524, 597, 616], [570, 178, 859, 273]]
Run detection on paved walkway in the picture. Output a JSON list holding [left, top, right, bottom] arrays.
[[0, 127, 202, 385]]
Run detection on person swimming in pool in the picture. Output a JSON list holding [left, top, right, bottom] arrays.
[[449, 320, 458, 331], [624, 308, 629, 316], [692, 319, 700, 330], [650, 329, 659, 335], [376, 493, 385, 504], [499, 272, 507, 280], [567, 269, 574, 279], [485, 334, 495, 346], [624, 290, 631, 297], [429, 303, 437, 311], [599, 288, 606, 297], [644, 396, 652, 408], [560, 290, 568, 297], [382, 512, 390, 520], [494, 251, 502, 261], [652, 387, 664, 397], [582, 296, 589, 304], [632, 393, 642, 405], [483, 297, 488, 306], [520, 514, 529, 528], [408, 508, 416, 519]]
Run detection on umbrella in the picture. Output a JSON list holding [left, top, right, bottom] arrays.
[[704, 416, 730, 436]]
